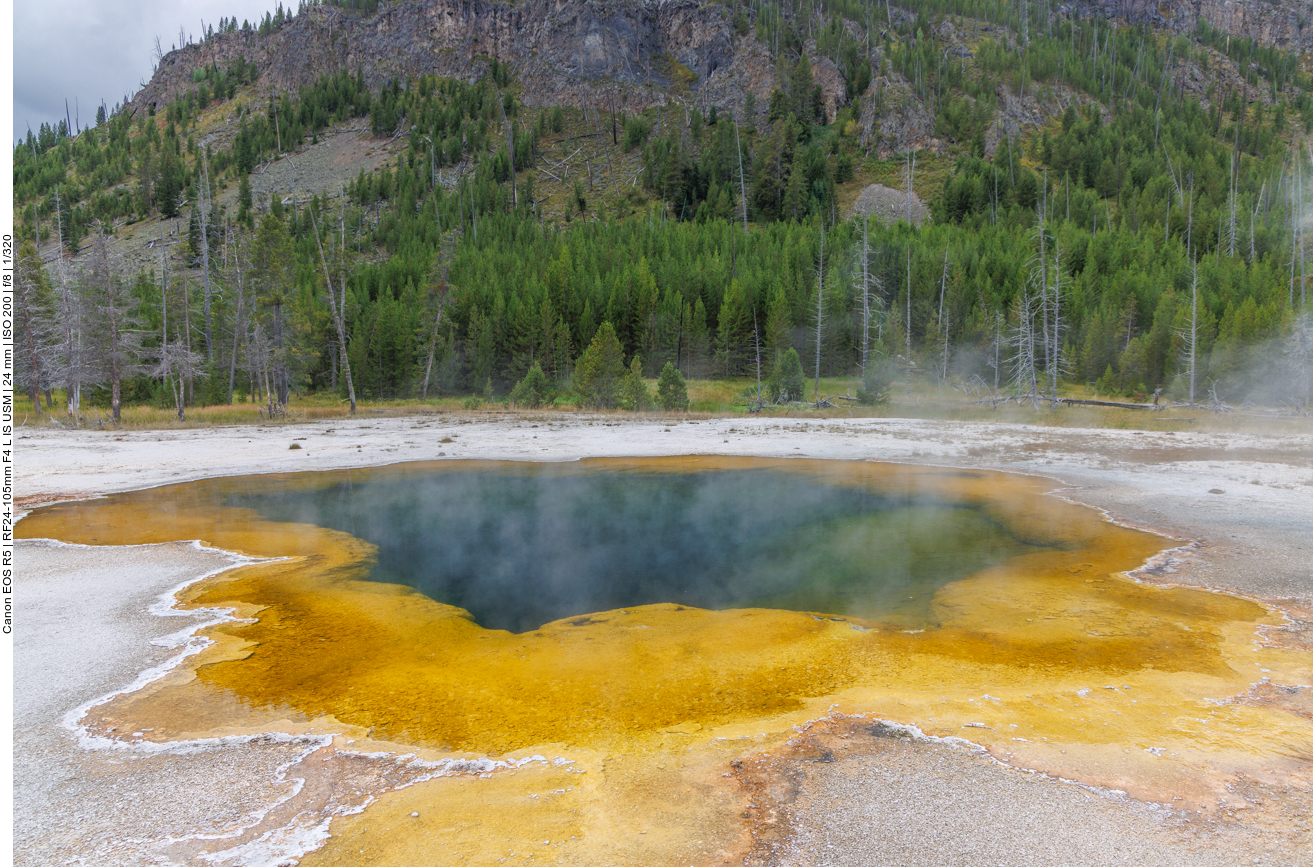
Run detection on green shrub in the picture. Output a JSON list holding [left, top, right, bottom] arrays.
[[835, 151, 854, 183], [508, 362, 553, 408], [624, 115, 652, 151], [771, 347, 806, 402], [857, 358, 894, 406]]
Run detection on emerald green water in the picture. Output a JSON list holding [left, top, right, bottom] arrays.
[[230, 462, 1055, 633]]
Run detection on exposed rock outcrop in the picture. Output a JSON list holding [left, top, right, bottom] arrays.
[[1068, 0, 1313, 53], [128, 0, 1311, 159], [131, 0, 862, 126], [134, 0, 763, 116], [852, 182, 927, 225]]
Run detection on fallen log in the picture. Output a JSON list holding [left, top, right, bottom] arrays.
[[1056, 398, 1162, 411], [551, 146, 584, 168], [971, 395, 1160, 410]]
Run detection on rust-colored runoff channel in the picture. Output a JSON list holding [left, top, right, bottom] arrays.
[[19, 457, 1313, 866]]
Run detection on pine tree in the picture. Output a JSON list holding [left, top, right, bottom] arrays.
[[683, 297, 710, 379], [238, 175, 253, 226], [509, 361, 552, 408], [716, 279, 752, 376], [188, 207, 204, 263], [252, 213, 299, 409], [783, 151, 808, 221], [621, 356, 651, 410], [575, 320, 626, 408], [656, 361, 688, 410], [772, 347, 806, 403], [631, 257, 660, 365], [157, 148, 184, 217], [764, 282, 790, 359]]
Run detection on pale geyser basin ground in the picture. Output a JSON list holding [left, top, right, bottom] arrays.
[[14, 414, 1313, 866]]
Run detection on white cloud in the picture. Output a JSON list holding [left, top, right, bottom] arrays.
[[14, 0, 284, 139]]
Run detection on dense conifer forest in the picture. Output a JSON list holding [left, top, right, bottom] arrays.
[[13, 0, 1313, 420]]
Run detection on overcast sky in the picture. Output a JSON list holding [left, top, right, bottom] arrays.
[[14, 0, 284, 141]]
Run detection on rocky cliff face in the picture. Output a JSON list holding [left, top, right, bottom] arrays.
[[1184, 0, 1313, 50], [1071, 0, 1313, 52], [133, 0, 849, 124], [133, 0, 1313, 150]]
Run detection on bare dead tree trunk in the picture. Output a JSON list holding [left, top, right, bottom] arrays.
[[274, 95, 282, 154], [905, 245, 913, 390], [1185, 258, 1200, 405], [939, 306, 951, 388], [421, 304, 449, 397], [733, 108, 748, 232], [1010, 288, 1040, 407], [752, 313, 764, 404], [88, 224, 142, 423], [1299, 150, 1306, 308], [1251, 181, 1264, 263], [1050, 239, 1065, 403], [1305, 141, 1313, 308], [991, 310, 1004, 398], [159, 231, 181, 420], [14, 248, 49, 415], [54, 188, 77, 414], [1227, 153, 1237, 258], [227, 235, 246, 404], [1035, 206, 1051, 396], [457, 168, 465, 232], [421, 235, 455, 399], [500, 95, 516, 207], [32, 160, 40, 250], [56, 269, 82, 413], [262, 338, 275, 418], [273, 297, 287, 407], [813, 225, 825, 401], [309, 205, 358, 413], [906, 150, 914, 222], [859, 217, 871, 383], [421, 306, 446, 398], [937, 243, 949, 385], [200, 155, 214, 360], [182, 274, 193, 407]]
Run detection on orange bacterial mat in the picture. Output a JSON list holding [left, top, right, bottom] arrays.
[[19, 458, 1313, 866]]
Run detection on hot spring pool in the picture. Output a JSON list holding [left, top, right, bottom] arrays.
[[226, 460, 1058, 632]]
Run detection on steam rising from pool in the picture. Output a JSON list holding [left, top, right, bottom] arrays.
[[230, 463, 1053, 632]]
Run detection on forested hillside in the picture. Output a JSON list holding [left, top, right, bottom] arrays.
[[13, 0, 1313, 420]]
